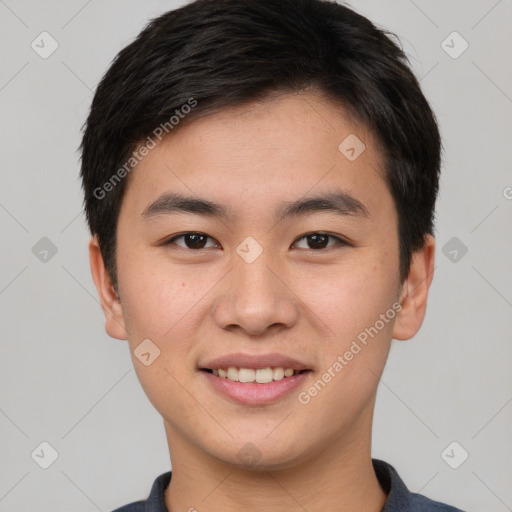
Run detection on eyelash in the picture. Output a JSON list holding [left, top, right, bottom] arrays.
[[163, 232, 350, 251]]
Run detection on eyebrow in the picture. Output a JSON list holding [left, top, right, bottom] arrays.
[[141, 189, 370, 222], [275, 190, 369, 221]]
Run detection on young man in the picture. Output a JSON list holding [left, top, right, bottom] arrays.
[[80, 0, 466, 510]]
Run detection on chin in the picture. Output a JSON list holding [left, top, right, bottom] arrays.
[[208, 438, 310, 472]]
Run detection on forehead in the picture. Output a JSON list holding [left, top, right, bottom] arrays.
[[120, 91, 392, 224]]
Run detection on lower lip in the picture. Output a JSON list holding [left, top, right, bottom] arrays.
[[200, 370, 311, 405]]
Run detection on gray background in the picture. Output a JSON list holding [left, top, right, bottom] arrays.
[[0, 1, 511, 511]]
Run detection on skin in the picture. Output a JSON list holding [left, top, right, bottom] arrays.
[[89, 89, 435, 512]]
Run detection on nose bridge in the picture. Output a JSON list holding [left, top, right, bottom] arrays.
[[213, 245, 298, 335], [236, 249, 277, 302]]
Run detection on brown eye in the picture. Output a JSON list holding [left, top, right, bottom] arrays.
[[293, 232, 347, 250], [165, 233, 218, 249]]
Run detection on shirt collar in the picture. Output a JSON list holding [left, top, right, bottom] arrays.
[[373, 458, 413, 511]]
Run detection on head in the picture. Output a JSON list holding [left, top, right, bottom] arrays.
[[81, 0, 440, 469]]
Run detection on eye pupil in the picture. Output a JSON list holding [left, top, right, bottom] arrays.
[[186, 234, 207, 249], [308, 234, 328, 249]]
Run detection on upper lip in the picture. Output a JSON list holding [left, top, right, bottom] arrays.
[[200, 352, 311, 371]]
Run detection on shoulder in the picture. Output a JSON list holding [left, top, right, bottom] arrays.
[[372, 459, 467, 512], [409, 491, 466, 511], [109, 471, 172, 512], [111, 501, 145, 512]]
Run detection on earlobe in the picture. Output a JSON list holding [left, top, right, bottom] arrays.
[[88, 236, 128, 340], [392, 235, 436, 341]]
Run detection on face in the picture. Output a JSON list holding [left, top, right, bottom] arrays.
[[90, 90, 434, 471]]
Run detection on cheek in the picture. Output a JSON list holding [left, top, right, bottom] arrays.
[[117, 254, 202, 401], [117, 245, 217, 349], [298, 253, 398, 342], [297, 260, 397, 425], [116, 246, 176, 338]]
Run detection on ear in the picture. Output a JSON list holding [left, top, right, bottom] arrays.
[[88, 235, 128, 340], [392, 234, 436, 341]]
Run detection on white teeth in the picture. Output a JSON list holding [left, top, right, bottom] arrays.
[[238, 368, 255, 382], [272, 367, 284, 380], [227, 367, 238, 381], [214, 366, 301, 383], [256, 368, 274, 383]]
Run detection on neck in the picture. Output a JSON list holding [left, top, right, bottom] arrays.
[[164, 403, 386, 512]]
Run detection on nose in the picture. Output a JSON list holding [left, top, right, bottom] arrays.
[[213, 251, 300, 337]]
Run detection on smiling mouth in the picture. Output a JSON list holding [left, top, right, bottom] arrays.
[[200, 367, 311, 384]]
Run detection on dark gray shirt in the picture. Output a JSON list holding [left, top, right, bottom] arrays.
[[111, 458, 466, 512]]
